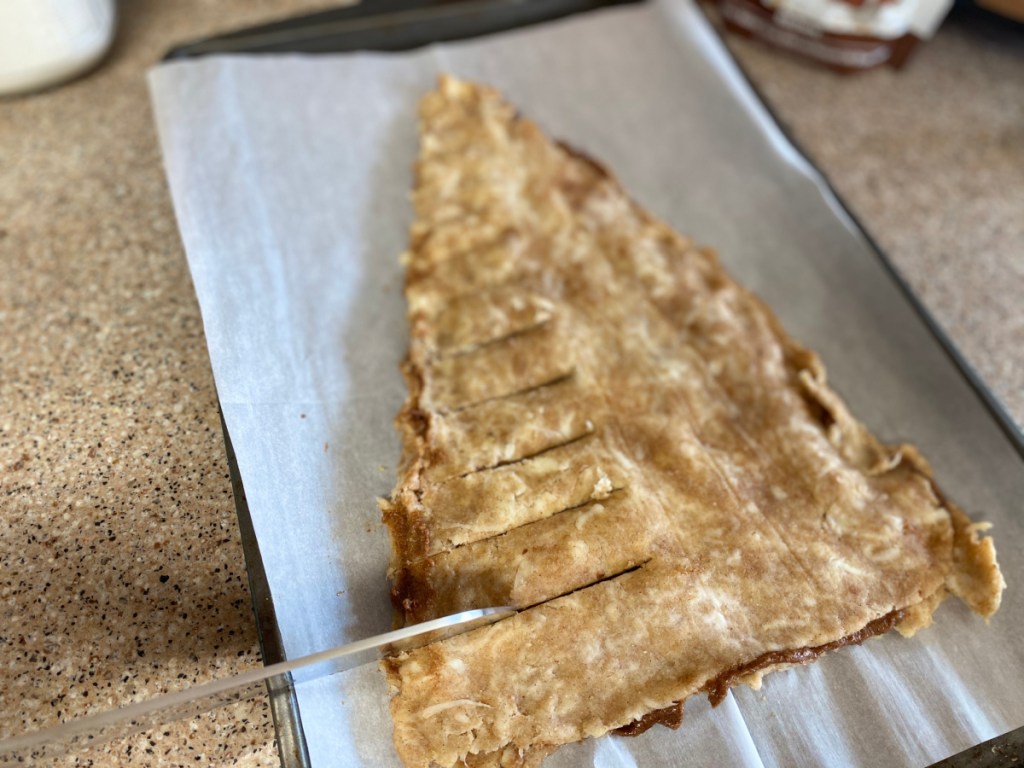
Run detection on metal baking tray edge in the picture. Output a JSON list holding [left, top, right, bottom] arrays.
[[171, 1, 1024, 766]]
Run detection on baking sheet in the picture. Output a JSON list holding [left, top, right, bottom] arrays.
[[147, 1, 1024, 765]]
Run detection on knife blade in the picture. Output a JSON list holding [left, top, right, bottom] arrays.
[[0, 606, 515, 764]]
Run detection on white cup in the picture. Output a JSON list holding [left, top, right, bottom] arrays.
[[0, 0, 117, 97]]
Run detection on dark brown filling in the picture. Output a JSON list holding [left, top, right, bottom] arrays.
[[704, 608, 905, 707], [614, 701, 684, 736], [611, 608, 904, 738], [382, 496, 435, 622]]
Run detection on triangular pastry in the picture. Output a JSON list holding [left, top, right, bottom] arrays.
[[380, 76, 1004, 768]]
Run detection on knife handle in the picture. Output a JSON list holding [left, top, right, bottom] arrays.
[[0, 606, 514, 763]]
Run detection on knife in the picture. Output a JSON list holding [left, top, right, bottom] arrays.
[[0, 606, 515, 764]]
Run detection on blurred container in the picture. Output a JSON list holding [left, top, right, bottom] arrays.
[[717, 0, 955, 72]]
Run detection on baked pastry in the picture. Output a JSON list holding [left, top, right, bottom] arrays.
[[380, 76, 1004, 768]]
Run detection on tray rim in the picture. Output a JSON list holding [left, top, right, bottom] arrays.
[[169, 2, 1024, 766]]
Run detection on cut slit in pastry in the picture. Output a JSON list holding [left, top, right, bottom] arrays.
[[379, 76, 1005, 768]]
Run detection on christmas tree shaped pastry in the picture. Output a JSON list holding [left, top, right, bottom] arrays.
[[380, 76, 1003, 768]]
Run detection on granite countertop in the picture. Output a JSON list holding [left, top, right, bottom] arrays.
[[1, 2, 1020, 766]]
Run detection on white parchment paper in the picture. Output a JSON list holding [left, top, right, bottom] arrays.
[[148, 1, 1024, 765]]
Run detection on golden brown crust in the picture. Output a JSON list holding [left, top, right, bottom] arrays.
[[381, 75, 1004, 768]]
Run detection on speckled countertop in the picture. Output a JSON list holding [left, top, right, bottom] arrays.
[[1, 2, 1021, 767]]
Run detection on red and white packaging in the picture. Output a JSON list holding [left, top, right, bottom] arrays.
[[718, 0, 955, 71]]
